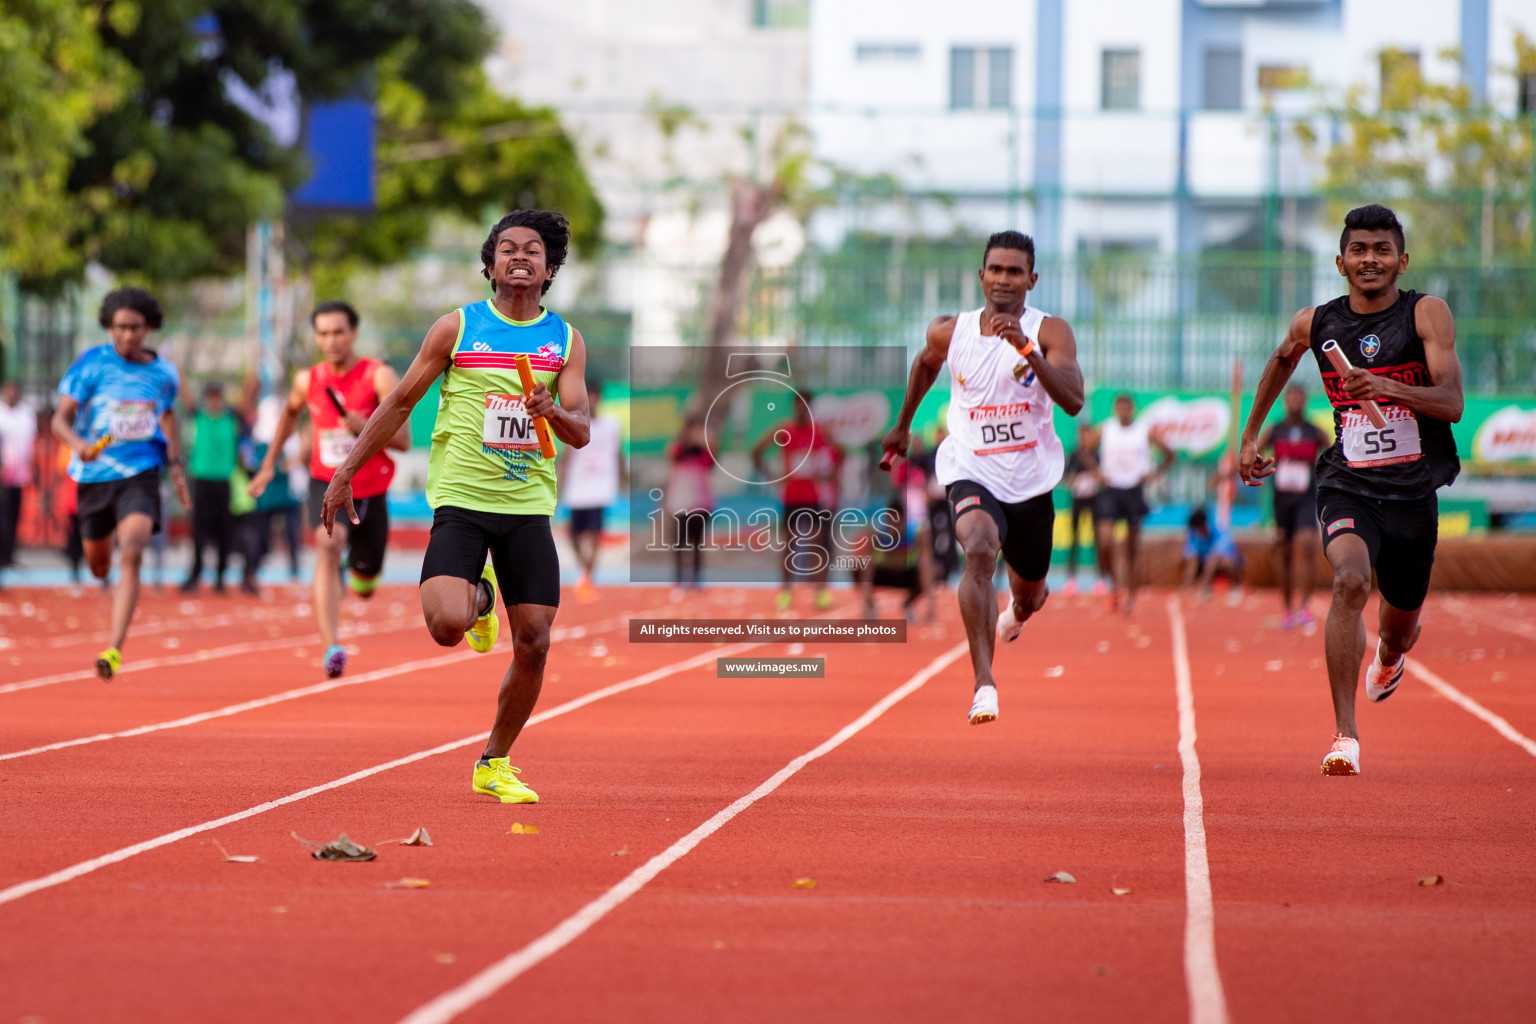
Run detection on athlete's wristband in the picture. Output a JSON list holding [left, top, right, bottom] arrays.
[[1013, 338, 1036, 359]]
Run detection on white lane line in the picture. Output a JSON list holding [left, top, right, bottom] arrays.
[[395, 641, 969, 1024], [1, 610, 637, 697], [0, 613, 643, 761], [1403, 659, 1536, 759], [0, 620, 414, 696], [0, 643, 757, 909], [1166, 598, 1231, 1024]]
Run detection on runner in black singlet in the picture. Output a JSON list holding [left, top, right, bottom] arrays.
[[1238, 204, 1463, 777], [1255, 385, 1328, 629]]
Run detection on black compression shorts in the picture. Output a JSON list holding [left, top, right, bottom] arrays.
[[307, 478, 388, 579], [1317, 486, 1438, 611], [420, 505, 561, 608], [1273, 492, 1317, 541], [946, 480, 1055, 582], [77, 468, 162, 541], [1093, 485, 1148, 525]]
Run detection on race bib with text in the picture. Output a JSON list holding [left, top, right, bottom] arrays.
[[109, 400, 156, 441], [1274, 459, 1312, 493], [1341, 405, 1422, 468], [317, 427, 356, 468], [483, 393, 538, 451], [968, 402, 1039, 456]]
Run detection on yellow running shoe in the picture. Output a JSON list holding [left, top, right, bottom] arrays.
[[472, 757, 539, 803], [774, 589, 793, 612], [95, 647, 121, 681], [466, 563, 500, 653]]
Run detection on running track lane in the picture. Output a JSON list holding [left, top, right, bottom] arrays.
[[404, 594, 1211, 1024], [0, 626, 935, 1020], [1181, 593, 1536, 1024]]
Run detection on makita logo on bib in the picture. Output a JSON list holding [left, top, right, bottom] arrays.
[[1358, 335, 1381, 361]]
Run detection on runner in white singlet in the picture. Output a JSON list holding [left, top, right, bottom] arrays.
[[880, 231, 1085, 726], [1082, 393, 1174, 614]]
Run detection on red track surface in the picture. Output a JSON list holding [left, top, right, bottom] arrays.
[[2, 583, 1534, 1022]]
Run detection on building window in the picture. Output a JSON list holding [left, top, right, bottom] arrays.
[[1203, 48, 1242, 110], [857, 43, 921, 63], [1379, 49, 1420, 108], [950, 47, 1014, 109], [1102, 49, 1140, 111], [1257, 65, 1307, 94], [753, 0, 808, 29]]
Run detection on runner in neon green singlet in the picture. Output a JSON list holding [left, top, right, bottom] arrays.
[[425, 299, 572, 515], [321, 210, 591, 805]]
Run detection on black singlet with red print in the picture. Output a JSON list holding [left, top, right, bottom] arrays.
[[1309, 289, 1459, 500]]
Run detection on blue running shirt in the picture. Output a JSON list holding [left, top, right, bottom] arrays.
[[59, 345, 181, 484]]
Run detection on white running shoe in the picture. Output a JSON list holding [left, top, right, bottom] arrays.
[[1365, 641, 1406, 702], [997, 602, 1023, 643], [968, 684, 999, 725], [1320, 734, 1361, 776]]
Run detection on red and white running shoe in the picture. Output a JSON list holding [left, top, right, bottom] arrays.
[[1320, 734, 1360, 776], [1365, 641, 1406, 702], [968, 684, 999, 725]]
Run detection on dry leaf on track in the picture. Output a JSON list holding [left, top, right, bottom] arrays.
[[1045, 871, 1076, 884], [387, 878, 431, 889], [213, 840, 258, 863], [1111, 887, 1132, 896], [510, 822, 541, 835], [292, 831, 377, 861], [613, 845, 629, 856], [1417, 875, 1444, 886], [791, 877, 817, 889]]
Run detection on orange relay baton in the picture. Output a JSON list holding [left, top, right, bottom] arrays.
[[514, 353, 558, 460], [1320, 339, 1387, 429]]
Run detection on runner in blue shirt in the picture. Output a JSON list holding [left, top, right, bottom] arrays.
[[51, 288, 191, 679]]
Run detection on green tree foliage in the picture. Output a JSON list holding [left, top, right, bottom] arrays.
[[0, 0, 132, 284], [15, 0, 600, 295], [1305, 43, 1536, 258]]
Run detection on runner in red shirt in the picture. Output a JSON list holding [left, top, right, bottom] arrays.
[[249, 301, 410, 677], [751, 392, 843, 612]]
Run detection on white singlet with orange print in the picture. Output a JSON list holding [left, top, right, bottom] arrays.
[[934, 307, 1064, 503]]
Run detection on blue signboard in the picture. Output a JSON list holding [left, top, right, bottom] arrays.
[[291, 100, 375, 211]]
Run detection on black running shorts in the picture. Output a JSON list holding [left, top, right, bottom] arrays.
[[307, 478, 388, 579], [1094, 484, 1148, 525], [568, 506, 605, 536], [1273, 492, 1317, 541], [1317, 486, 1439, 611], [420, 505, 561, 608], [946, 480, 1055, 582], [77, 468, 162, 541]]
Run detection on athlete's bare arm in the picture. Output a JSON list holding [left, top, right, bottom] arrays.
[[986, 314, 1085, 416], [879, 316, 956, 468], [1338, 296, 1463, 423], [322, 313, 458, 532], [1079, 425, 1104, 478], [526, 328, 590, 448], [1149, 428, 1176, 480], [1240, 307, 1315, 486], [159, 406, 192, 510], [373, 363, 413, 452], [247, 367, 311, 497], [50, 396, 91, 460]]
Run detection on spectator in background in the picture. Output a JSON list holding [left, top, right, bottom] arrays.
[[0, 381, 37, 572], [752, 391, 843, 613], [1257, 384, 1328, 629], [1181, 507, 1245, 604], [559, 379, 622, 602], [1083, 393, 1175, 614], [245, 394, 303, 583], [183, 381, 241, 593], [914, 427, 958, 584], [665, 413, 713, 589], [1060, 421, 1100, 595]]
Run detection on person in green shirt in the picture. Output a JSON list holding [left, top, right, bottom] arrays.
[[182, 381, 242, 593], [321, 209, 591, 806]]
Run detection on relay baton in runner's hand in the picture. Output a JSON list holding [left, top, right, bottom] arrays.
[[324, 385, 353, 426], [514, 353, 558, 460], [89, 434, 115, 456], [1320, 339, 1387, 428]]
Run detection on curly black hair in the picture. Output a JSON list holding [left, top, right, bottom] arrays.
[[481, 210, 571, 295], [98, 287, 164, 330]]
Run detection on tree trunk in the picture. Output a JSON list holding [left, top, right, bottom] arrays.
[[702, 176, 777, 395]]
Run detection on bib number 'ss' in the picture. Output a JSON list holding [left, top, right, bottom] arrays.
[[483, 393, 538, 451], [1341, 406, 1422, 468], [969, 402, 1039, 456], [109, 400, 157, 441], [317, 428, 356, 468]]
